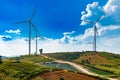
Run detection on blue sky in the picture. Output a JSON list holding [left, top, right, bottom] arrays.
[[0, 0, 107, 38], [0, 0, 120, 56]]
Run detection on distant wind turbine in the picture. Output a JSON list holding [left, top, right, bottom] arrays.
[[31, 23, 44, 55], [14, 7, 37, 55], [83, 15, 103, 52]]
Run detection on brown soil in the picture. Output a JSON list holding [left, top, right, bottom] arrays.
[[39, 70, 97, 80], [75, 53, 109, 64]]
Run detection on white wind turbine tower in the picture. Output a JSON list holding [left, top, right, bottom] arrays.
[[31, 23, 44, 55], [14, 7, 37, 55], [83, 15, 103, 52]]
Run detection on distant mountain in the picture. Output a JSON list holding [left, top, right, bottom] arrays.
[[1, 56, 7, 59]]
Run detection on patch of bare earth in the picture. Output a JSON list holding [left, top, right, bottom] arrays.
[[75, 53, 109, 64], [39, 70, 97, 80]]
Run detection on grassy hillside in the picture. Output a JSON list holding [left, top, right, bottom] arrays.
[[45, 52, 82, 61], [45, 51, 120, 77], [74, 52, 120, 76], [9, 55, 53, 63], [0, 55, 56, 80], [0, 61, 54, 80], [0, 54, 108, 80]]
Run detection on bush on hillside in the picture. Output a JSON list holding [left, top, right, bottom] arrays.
[[0, 55, 2, 64]]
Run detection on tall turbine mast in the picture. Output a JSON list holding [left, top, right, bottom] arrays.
[[14, 7, 37, 55], [83, 15, 103, 52], [31, 23, 42, 55]]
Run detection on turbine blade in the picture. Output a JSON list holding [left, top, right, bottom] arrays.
[[31, 34, 45, 40], [86, 42, 93, 44], [30, 6, 37, 20], [31, 36, 36, 41], [95, 15, 104, 24], [31, 22, 41, 36], [13, 20, 28, 24], [38, 36, 46, 40], [83, 20, 94, 24]]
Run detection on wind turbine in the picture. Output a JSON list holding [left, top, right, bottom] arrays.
[[14, 7, 37, 55], [31, 23, 43, 55], [83, 15, 103, 52]]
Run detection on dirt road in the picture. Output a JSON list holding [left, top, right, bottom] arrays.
[[42, 55, 118, 80], [53, 60, 97, 75], [53, 60, 118, 80]]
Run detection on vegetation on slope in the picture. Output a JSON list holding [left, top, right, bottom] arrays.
[[45, 51, 120, 77], [10, 55, 53, 63], [45, 52, 82, 61], [0, 61, 54, 80], [0, 54, 108, 80], [75, 52, 120, 77]]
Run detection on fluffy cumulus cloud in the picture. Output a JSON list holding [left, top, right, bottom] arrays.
[[104, 0, 120, 17], [0, 38, 28, 56], [81, 0, 120, 26], [0, 27, 120, 57], [5, 29, 21, 34], [80, 2, 103, 25], [0, 35, 92, 57], [80, 0, 120, 54], [60, 31, 77, 44], [63, 31, 75, 35]]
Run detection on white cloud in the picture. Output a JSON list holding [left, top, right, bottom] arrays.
[[104, 0, 120, 16], [0, 36, 90, 57], [5, 29, 21, 34], [63, 31, 75, 35], [98, 36, 120, 54], [0, 38, 28, 56], [60, 31, 76, 43], [102, 0, 120, 26], [81, 0, 120, 26], [79, 0, 120, 54], [80, 2, 103, 25], [0, 29, 120, 57], [98, 25, 120, 36], [81, 28, 94, 39]]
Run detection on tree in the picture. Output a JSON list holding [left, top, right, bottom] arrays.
[[0, 55, 2, 64], [39, 49, 43, 55]]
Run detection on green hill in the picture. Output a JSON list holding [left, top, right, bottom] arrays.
[[0, 55, 55, 80], [45, 51, 120, 77], [45, 52, 82, 61], [0, 61, 54, 80], [10, 55, 53, 63], [0, 54, 108, 80]]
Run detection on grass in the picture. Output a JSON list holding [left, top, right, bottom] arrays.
[[45, 52, 83, 61], [99, 52, 120, 60], [0, 52, 112, 80], [45, 51, 120, 77], [0, 61, 55, 80], [89, 67, 113, 75], [10, 54, 53, 63]]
